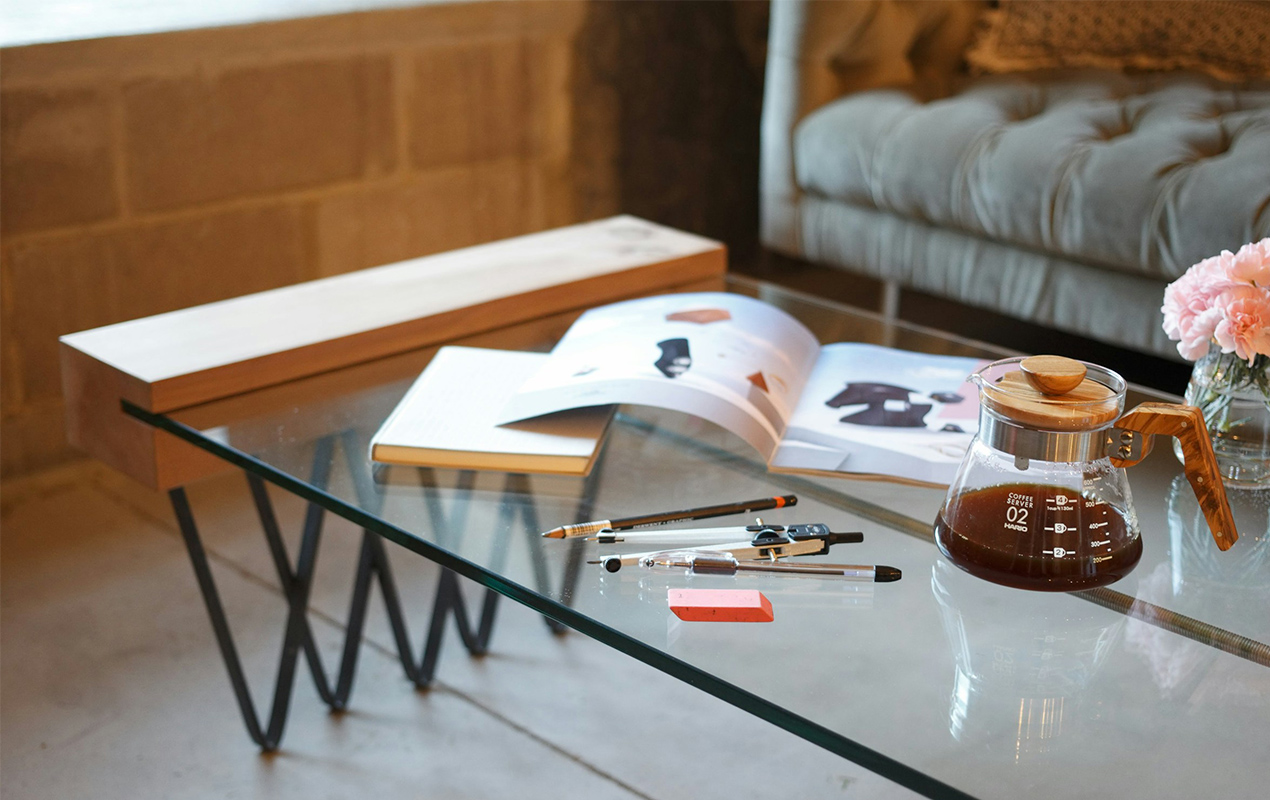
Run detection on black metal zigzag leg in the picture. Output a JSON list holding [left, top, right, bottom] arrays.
[[170, 436, 347, 750], [415, 467, 498, 661], [171, 485, 281, 750], [341, 433, 497, 685], [414, 455, 609, 642], [168, 433, 469, 749], [539, 445, 610, 634], [172, 429, 610, 749]]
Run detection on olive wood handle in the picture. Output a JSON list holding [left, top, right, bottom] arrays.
[[1112, 403, 1238, 551]]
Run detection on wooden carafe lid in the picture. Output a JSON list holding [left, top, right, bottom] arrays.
[[981, 356, 1122, 430]]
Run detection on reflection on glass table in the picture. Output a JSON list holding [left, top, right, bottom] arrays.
[[1123, 479, 1270, 698], [933, 559, 1125, 760]]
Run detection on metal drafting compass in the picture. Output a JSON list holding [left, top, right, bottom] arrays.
[[586, 519, 864, 573]]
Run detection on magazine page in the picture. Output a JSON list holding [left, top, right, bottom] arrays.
[[498, 292, 820, 460], [775, 343, 986, 484]]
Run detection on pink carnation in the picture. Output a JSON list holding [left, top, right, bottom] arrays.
[[1213, 285, 1270, 363], [1227, 238, 1270, 287], [1177, 307, 1223, 360], [1162, 269, 1200, 340], [1162, 239, 1270, 362], [1192, 252, 1239, 296], [1162, 261, 1228, 357]]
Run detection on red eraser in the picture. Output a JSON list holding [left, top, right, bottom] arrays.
[[668, 588, 774, 622]]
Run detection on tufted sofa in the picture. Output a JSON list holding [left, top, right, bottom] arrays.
[[761, 0, 1270, 360]]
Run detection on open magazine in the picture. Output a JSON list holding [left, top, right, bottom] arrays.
[[497, 292, 986, 485]]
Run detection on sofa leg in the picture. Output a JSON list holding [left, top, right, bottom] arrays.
[[880, 279, 901, 320], [879, 280, 901, 347]]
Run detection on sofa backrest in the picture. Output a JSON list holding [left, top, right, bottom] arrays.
[[761, 0, 984, 253]]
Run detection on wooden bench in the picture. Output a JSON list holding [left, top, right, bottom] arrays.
[[60, 216, 726, 489]]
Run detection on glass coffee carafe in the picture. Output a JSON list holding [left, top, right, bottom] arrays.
[[936, 356, 1239, 591]]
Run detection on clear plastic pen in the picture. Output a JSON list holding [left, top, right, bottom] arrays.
[[585, 526, 771, 544], [638, 551, 901, 582]]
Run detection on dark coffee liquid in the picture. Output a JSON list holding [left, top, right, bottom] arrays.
[[935, 483, 1141, 591]]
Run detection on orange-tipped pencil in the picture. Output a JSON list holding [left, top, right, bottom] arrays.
[[540, 495, 797, 539]]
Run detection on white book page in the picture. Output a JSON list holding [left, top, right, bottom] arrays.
[[498, 292, 820, 460], [778, 343, 986, 483]]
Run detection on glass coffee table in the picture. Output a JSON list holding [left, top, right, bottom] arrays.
[[127, 276, 1270, 799]]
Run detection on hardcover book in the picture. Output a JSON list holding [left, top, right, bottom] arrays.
[[369, 346, 613, 476]]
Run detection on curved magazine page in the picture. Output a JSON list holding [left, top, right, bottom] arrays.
[[777, 343, 986, 484], [498, 293, 820, 461]]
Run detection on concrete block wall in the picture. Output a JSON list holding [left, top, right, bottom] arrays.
[[0, 1, 620, 478]]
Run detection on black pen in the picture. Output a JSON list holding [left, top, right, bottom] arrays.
[[540, 495, 797, 539]]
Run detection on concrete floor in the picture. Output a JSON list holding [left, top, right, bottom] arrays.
[[1, 461, 918, 799]]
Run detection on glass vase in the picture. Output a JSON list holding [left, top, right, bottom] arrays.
[[1175, 345, 1270, 488]]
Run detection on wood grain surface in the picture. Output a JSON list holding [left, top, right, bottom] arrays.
[[982, 371, 1120, 430], [1112, 403, 1239, 551], [1020, 355, 1087, 395], [60, 216, 726, 488]]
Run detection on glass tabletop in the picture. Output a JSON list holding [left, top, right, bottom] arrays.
[[132, 276, 1270, 800]]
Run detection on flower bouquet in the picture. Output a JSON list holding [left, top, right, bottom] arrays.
[[1162, 238, 1270, 487]]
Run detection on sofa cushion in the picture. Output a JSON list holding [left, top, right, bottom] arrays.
[[796, 196, 1179, 358], [793, 70, 1270, 282]]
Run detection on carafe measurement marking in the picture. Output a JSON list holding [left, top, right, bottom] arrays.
[[1045, 494, 1077, 511]]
